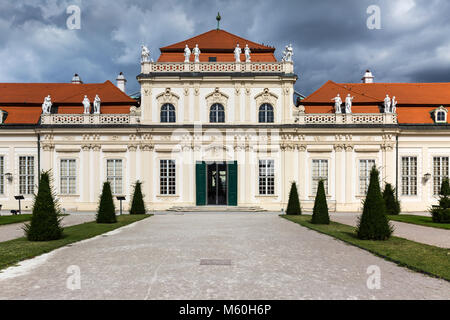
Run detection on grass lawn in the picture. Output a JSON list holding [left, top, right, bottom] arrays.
[[0, 214, 151, 271], [0, 214, 33, 226], [388, 214, 450, 230], [282, 215, 450, 281]]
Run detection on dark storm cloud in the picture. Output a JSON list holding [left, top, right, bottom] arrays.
[[0, 0, 449, 96]]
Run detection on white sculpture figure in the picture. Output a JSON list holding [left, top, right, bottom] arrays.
[[392, 96, 397, 113], [184, 45, 191, 63], [384, 94, 391, 113], [42, 95, 52, 114], [82, 95, 90, 114], [193, 44, 201, 63], [345, 94, 354, 113], [282, 44, 293, 62], [93, 94, 101, 114], [244, 44, 251, 62], [141, 45, 150, 63], [331, 94, 342, 114], [234, 43, 242, 62]]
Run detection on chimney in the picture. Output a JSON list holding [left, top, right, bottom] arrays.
[[116, 72, 126, 93], [71, 73, 82, 84], [361, 69, 374, 83]]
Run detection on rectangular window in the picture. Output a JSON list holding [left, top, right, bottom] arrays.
[[401, 156, 417, 196], [0, 156, 4, 194], [359, 159, 376, 195], [107, 159, 123, 195], [259, 160, 275, 195], [312, 159, 328, 195], [433, 156, 449, 195], [60, 159, 76, 194], [19, 156, 34, 195], [160, 160, 176, 195]]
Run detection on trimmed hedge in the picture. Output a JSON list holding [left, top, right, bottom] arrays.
[[311, 180, 329, 224], [286, 182, 301, 215], [130, 180, 146, 215], [96, 182, 117, 223]]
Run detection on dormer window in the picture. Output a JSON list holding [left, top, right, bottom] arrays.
[[208, 57, 217, 62], [434, 106, 448, 124]]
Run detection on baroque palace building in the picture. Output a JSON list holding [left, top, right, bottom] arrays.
[[0, 27, 449, 213]]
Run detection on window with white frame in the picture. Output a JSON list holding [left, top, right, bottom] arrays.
[[60, 159, 76, 195], [107, 159, 123, 195], [312, 159, 328, 195], [0, 156, 4, 194], [160, 160, 176, 195], [359, 159, 376, 195], [259, 160, 275, 195], [434, 106, 448, 124], [401, 156, 417, 196], [433, 156, 449, 195], [19, 156, 34, 195]]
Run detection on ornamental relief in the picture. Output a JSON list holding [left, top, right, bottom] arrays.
[[156, 88, 180, 108], [255, 88, 278, 108], [205, 87, 229, 107]]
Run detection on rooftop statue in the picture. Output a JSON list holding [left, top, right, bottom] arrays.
[[384, 94, 391, 113], [193, 44, 201, 63], [93, 94, 101, 114], [282, 43, 293, 62], [141, 45, 150, 63], [234, 43, 242, 62], [345, 94, 354, 113], [331, 94, 342, 114], [392, 96, 397, 113], [184, 45, 191, 63], [244, 44, 251, 62], [42, 95, 52, 114], [82, 95, 90, 114]]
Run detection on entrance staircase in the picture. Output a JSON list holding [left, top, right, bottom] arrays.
[[167, 206, 266, 212]]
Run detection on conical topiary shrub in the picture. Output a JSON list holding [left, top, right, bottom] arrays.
[[130, 180, 146, 215], [96, 181, 117, 223], [286, 182, 301, 215], [24, 171, 63, 241], [357, 166, 393, 240], [311, 180, 329, 224], [430, 178, 450, 223], [383, 183, 401, 215]]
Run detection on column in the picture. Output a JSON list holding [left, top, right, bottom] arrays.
[[81, 145, 90, 202], [91, 145, 101, 203], [128, 145, 137, 192], [334, 144, 345, 207], [344, 144, 353, 205]]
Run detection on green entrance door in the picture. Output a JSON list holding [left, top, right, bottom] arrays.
[[196, 161, 237, 206]]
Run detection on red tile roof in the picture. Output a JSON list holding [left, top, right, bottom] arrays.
[[158, 29, 276, 62], [0, 81, 135, 124], [302, 80, 450, 124]]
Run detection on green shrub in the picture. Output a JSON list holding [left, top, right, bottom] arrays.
[[24, 171, 63, 241], [357, 166, 393, 240], [130, 180, 146, 215], [286, 182, 301, 215], [431, 178, 450, 223], [383, 183, 401, 215], [311, 180, 329, 224], [96, 182, 117, 223]]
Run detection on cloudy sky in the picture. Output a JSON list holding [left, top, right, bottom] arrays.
[[1, 0, 449, 95]]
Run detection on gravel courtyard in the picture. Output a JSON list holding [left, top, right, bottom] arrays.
[[0, 213, 448, 300]]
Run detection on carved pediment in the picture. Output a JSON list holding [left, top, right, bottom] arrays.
[[156, 88, 180, 105], [205, 87, 229, 106], [255, 88, 278, 107]]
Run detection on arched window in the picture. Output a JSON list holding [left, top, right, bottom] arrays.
[[210, 103, 225, 123], [258, 103, 274, 123], [436, 111, 446, 122], [160, 103, 176, 123]]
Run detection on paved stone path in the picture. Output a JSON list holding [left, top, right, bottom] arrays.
[[330, 213, 450, 249], [0, 213, 448, 299], [0, 214, 95, 242]]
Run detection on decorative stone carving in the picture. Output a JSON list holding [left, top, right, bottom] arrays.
[[192, 44, 201, 63], [244, 44, 251, 62], [331, 94, 342, 114], [255, 88, 278, 109], [334, 144, 344, 152], [205, 87, 229, 109], [42, 95, 52, 114], [384, 94, 391, 113], [282, 44, 293, 62], [345, 94, 353, 113], [234, 44, 242, 62], [156, 88, 180, 114], [392, 96, 397, 114]]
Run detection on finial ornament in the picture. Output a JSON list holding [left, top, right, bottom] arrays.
[[140, 45, 150, 63], [216, 12, 221, 30]]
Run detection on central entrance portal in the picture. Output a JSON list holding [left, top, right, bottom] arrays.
[[207, 163, 227, 205], [196, 161, 237, 206]]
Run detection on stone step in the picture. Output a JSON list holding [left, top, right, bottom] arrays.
[[167, 206, 266, 212]]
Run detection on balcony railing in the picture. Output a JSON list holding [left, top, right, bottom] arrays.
[[141, 61, 293, 74], [296, 112, 398, 125], [40, 114, 140, 125]]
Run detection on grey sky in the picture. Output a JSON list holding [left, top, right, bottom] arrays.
[[0, 0, 449, 95]]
